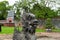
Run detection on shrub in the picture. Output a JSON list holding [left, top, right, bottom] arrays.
[[44, 18, 55, 29]]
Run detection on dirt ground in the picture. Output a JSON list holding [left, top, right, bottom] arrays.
[[36, 32, 60, 40], [0, 32, 60, 40]]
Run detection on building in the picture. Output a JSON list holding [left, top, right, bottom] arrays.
[[0, 10, 15, 27]]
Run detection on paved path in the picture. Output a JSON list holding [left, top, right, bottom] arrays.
[[0, 32, 60, 40]]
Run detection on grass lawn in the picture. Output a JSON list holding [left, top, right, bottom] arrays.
[[36, 28, 45, 32], [52, 29, 60, 32], [0, 26, 14, 34], [0, 26, 60, 34]]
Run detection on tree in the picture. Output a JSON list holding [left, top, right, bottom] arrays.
[[0, 1, 10, 20], [13, 0, 57, 19], [45, 18, 54, 29], [30, 3, 57, 19], [40, 0, 46, 6], [57, 7, 60, 16], [13, 0, 36, 20], [44, 18, 55, 32]]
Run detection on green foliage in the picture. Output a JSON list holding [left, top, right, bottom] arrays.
[[0, 0, 58, 20], [0, 1, 11, 20], [31, 3, 57, 19], [13, 0, 32, 20], [44, 18, 54, 29], [14, 0, 57, 20], [14, 9, 20, 21]]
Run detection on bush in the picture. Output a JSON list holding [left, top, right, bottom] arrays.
[[44, 18, 54, 29]]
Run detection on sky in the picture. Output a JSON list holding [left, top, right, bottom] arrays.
[[45, 0, 60, 10], [0, 0, 19, 5], [0, 0, 60, 10]]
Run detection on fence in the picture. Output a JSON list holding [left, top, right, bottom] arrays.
[[38, 18, 60, 28]]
